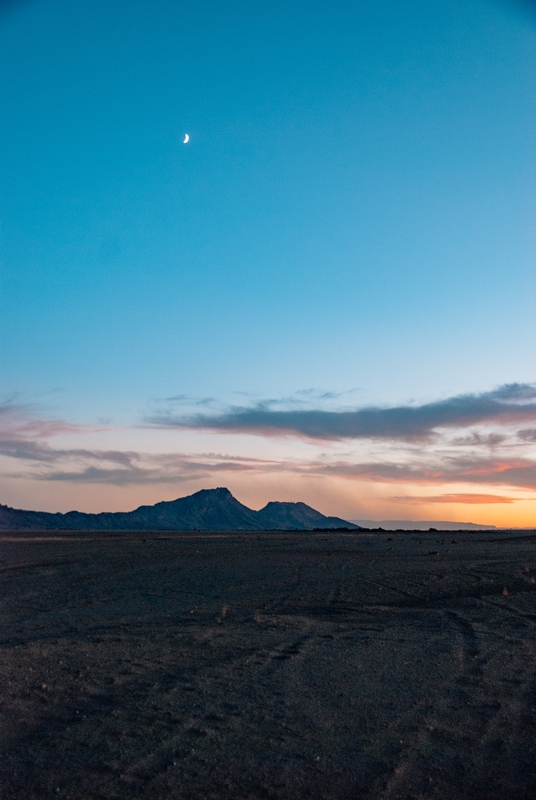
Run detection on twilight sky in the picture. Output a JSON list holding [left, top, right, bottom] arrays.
[[1, 0, 535, 524]]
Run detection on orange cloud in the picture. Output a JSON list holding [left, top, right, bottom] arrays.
[[457, 460, 528, 477], [393, 493, 517, 504]]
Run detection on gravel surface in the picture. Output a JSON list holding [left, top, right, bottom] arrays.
[[2, 529, 536, 799]]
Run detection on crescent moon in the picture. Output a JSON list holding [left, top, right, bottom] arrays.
[[183, 134, 189, 144]]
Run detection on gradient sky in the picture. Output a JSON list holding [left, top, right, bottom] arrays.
[[1, 0, 535, 524]]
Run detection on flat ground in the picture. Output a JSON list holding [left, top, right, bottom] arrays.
[[2, 529, 536, 800]]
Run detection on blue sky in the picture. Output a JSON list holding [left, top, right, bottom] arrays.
[[1, 0, 535, 522]]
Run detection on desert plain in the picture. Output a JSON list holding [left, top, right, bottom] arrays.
[[2, 528, 536, 799]]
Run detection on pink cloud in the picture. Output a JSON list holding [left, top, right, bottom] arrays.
[[0, 401, 103, 441]]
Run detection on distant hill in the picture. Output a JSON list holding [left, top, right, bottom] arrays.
[[256, 501, 356, 530], [0, 488, 359, 531], [352, 519, 497, 531]]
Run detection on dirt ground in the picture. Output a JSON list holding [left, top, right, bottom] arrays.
[[2, 529, 536, 800]]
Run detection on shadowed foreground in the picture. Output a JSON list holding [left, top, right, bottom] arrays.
[[1, 529, 536, 799]]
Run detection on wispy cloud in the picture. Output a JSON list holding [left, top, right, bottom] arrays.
[[8, 449, 536, 491], [146, 387, 363, 421], [315, 456, 536, 490], [0, 399, 95, 441], [392, 493, 518, 504], [13, 452, 283, 487], [147, 383, 536, 442]]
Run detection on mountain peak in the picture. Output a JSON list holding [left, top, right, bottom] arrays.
[[256, 500, 357, 530]]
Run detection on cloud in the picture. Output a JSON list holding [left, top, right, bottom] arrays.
[[315, 456, 536, 490], [29, 453, 536, 491], [451, 432, 507, 447], [0, 439, 60, 462], [0, 438, 139, 466], [4, 389, 536, 494], [0, 400, 94, 441], [22, 453, 280, 486], [38, 465, 206, 486], [0, 401, 147, 484], [1, 427, 286, 485], [392, 493, 517, 504], [147, 383, 536, 442]]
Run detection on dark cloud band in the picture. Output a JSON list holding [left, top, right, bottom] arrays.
[[148, 383, 536, 441]]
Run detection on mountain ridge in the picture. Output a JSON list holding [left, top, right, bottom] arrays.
[[0, 487, 359, 531]]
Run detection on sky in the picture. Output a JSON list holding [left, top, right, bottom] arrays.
[[1, 0, 535, 524]]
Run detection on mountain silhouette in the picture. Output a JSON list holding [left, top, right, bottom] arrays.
[[256, 501, 354, 530], [0, 487, 359, 531]]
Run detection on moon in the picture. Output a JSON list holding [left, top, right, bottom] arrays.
[[183, 133, 189, 144]]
